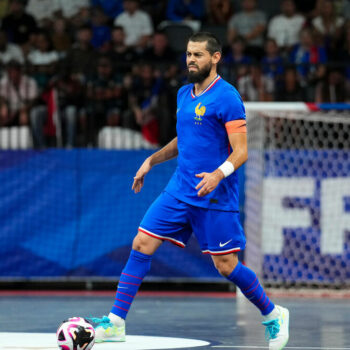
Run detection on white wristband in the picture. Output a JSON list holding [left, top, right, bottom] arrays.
[[218, 161, 235, 178]]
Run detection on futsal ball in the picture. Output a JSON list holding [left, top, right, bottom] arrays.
[[56, 317, 95, 350]]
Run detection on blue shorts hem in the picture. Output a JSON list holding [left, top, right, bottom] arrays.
[[138, 226, 186, 248]]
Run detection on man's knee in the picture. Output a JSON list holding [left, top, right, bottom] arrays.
[[132, 231, 162, 255], [212, 254, 239, 277]]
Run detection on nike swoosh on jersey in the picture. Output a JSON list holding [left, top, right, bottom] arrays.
[[219, 239, 233, 247]]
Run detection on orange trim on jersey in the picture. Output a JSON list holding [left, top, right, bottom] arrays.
[[225, 120, 247, 134]]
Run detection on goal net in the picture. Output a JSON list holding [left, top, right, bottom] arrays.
[[244, 103, 350, 288]]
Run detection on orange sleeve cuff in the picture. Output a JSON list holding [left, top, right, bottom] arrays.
[[225, 120, 247, 134]]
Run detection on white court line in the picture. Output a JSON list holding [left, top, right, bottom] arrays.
[[212, 346, 350, 349]]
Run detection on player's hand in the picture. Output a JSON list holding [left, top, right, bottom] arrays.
[[195, 169, 225, 197], [132, 157, 152, 193]]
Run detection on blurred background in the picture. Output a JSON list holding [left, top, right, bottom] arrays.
[[0, 0, 349, 291]]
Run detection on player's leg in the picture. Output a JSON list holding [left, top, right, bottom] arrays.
[[191, 208, 289, 350], [92, 192, 192, 342], [211, 253, 289, 350]]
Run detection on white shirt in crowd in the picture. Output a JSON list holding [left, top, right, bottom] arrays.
[[27, 50, 59, 65], [114, 10, 153, 46], [312, 16, 345, 35], [0, 44, 25, 65], [268, 14, 305, 47], [0, 73, 39, 112], [26, 0, 88, 21]]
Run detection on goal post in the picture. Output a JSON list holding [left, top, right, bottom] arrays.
[[244, 102, 350, 288]]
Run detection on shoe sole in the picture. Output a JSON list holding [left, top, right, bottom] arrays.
[[277, 307, 289, 350]]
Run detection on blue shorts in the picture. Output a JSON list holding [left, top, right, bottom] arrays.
[[139, 191, 246, 255]]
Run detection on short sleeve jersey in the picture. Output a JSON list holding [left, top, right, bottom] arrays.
[[164, 75, 246, 211]]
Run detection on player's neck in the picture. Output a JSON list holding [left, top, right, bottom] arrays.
[[194, 71, 219, 96]]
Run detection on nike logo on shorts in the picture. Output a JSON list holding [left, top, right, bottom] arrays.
[[219, 239, 232, 248]]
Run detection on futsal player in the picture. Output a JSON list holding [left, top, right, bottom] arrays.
[[91, 32, 290, 350]]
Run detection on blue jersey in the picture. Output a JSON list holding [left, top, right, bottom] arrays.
[[164, 75, 246, 211]]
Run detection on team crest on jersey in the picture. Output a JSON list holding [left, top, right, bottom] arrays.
[[194, 103, 206, 124]]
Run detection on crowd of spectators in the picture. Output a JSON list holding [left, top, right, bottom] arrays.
[[0, 0, 348, 148]]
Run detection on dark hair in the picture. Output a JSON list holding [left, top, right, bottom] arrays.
[[188, 32, 222, 55]]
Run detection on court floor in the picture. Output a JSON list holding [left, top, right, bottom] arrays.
[[0, 290, 349, 350]]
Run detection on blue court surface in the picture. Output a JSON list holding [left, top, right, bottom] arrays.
[[0, 290, 350, 350]]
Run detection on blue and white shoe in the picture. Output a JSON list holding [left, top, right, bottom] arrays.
[[89, 316, 126, 343], [262, 305, 289, 350]]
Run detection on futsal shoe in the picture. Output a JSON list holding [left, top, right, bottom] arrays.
[[262, 305, 289, 350], [89, 316, 126, 342]]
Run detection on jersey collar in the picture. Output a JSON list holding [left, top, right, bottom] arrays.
[[191, 75, 221, 99]]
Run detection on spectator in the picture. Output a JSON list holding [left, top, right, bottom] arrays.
[[0, 29, 25, 67], [63, 25, 97, 82], [26, 0, 59, 28], [289, 27, 327, 98], [315, 68, 347, 102], [1, 0, 37, 45], [85, 56, 126, 144], [166, 0, 205, 22], [125, 63, 163, 144], [0, 0, 9, 20], [207, 0, 233, 25], [91, 0, 124, 19], [51, 18, 72, 57], [221, 36, 253, 84], [108, 26, 138, 72], [0, 60, 43, 129], [275, 66, 305, 101], [238, 64, 274, 101], [261, 38, 284, 84], [91, 6, 111, 50], [54, 72, 85, 148], [144, 31, 176, 73], [267, 0, 305, 52], [55, 0, 89, 21], [114, 0, 153, 50], [227, 0, 267, 59], [27, 31, 59, 91], [312, 0, 344, 53]]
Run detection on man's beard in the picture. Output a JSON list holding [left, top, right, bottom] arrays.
[[187, 62, 212, 83]]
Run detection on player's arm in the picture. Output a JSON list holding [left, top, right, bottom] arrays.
[[132, 137, 178, 193], [196, 121, 247, 197]]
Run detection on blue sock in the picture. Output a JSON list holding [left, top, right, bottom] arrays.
[[227, 262, 275, 316], [111, 249, 152, 319]]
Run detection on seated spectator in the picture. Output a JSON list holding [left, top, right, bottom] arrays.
[[315, 68, 349, 103], [315, 68, 348, 103], [261, 38, 284, 84], [91, 0, 124, 20], [54, 72, 85, 148], [51, 18, 71, 57], [1, 0, 37, 46], [227, 0, 267, 59], [114, 0, 153, 50], [0, 60, 41, 127], [166, 0, 205, 22], [0, 60, 47, 147], [63, 25, 97, 82], [27, 31, 59, 91], [221, 36, 252, 84], [55, 0, 89, 22], [84, 56, 126, 145], [125, 63, 163, 144], [207, 0, 233, 25], [267, 0, 305, 52], [91, 6, 111, 51], [312, 0, 344, 53], [143, 31, 176, 73], [274, 66, 305, 101], [238, 64, 275, 101], [26, 0, 59, 28], [335, 22, 350, 85], [289, 27, 327, 95], [108, 26, 138, 72], [0, 29, 25, 67]]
